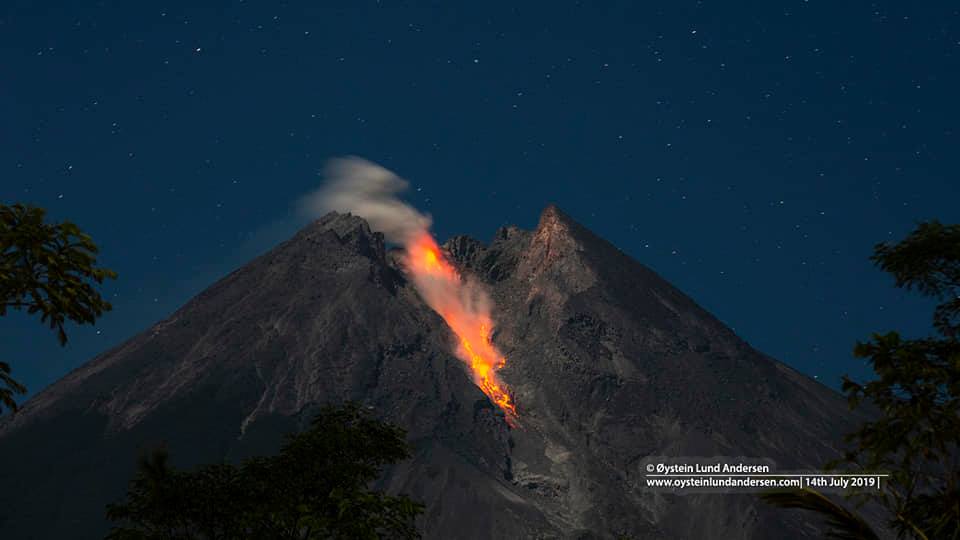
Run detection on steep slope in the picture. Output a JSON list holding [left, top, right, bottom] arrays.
[[0, 207, 871, 539], [443, 206, 875, 538]]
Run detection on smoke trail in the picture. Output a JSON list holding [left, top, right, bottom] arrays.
[[298, 156, 432, 244]]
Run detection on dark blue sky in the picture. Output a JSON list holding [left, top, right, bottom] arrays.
[[2, 1, 958, 401]]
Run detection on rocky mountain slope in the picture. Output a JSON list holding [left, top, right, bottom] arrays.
[[0, 206, 873, 539]]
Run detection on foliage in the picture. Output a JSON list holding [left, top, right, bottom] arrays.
[[760, 488, 879, 540], [0, 203, 118, 344], [106, 403, 424, 539], [0, 361, 27, 413], [871, 221, 960, 339], [0, 203, 117, 414], [761, 220, 960, 539]]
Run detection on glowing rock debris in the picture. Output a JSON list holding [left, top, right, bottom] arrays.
[[404, 231, 518, 427]]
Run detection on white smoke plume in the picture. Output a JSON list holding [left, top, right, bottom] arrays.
[[298, 156, 432, 243]]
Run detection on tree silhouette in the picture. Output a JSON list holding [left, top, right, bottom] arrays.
[[762, 220, 960, 539], [106, 403, 424, 539], [0, 361, 27, 414], [0, 203, 117, 414]]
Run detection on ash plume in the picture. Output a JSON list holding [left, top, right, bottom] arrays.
[[298, 156, 432, 244]]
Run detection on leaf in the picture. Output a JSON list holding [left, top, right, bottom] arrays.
[[0, 360, 28, 414], [759, 488, 880, 540]]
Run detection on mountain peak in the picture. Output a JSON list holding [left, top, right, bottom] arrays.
[[512, 205, 594, 287], [532, 204, 608, 254], [300, 211, 386, 263], [535, 204, 576, 235], [306, 211, 372, 239], [538, 203, 563, 221]]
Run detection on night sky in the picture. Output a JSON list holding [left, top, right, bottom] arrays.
[[2, 1, 958, 402]]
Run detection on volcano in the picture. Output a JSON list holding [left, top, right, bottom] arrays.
[[0, 206, 871, 539]]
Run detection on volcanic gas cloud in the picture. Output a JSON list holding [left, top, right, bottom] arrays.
[[301, 157, 518, 426]]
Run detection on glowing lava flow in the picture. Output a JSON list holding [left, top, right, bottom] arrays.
[[404, 231, 519, 427]]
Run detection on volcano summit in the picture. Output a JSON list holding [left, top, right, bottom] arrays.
[[0, 206, 868, 539]]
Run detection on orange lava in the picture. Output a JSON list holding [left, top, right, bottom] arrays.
[[405, 231, 518, 427]]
